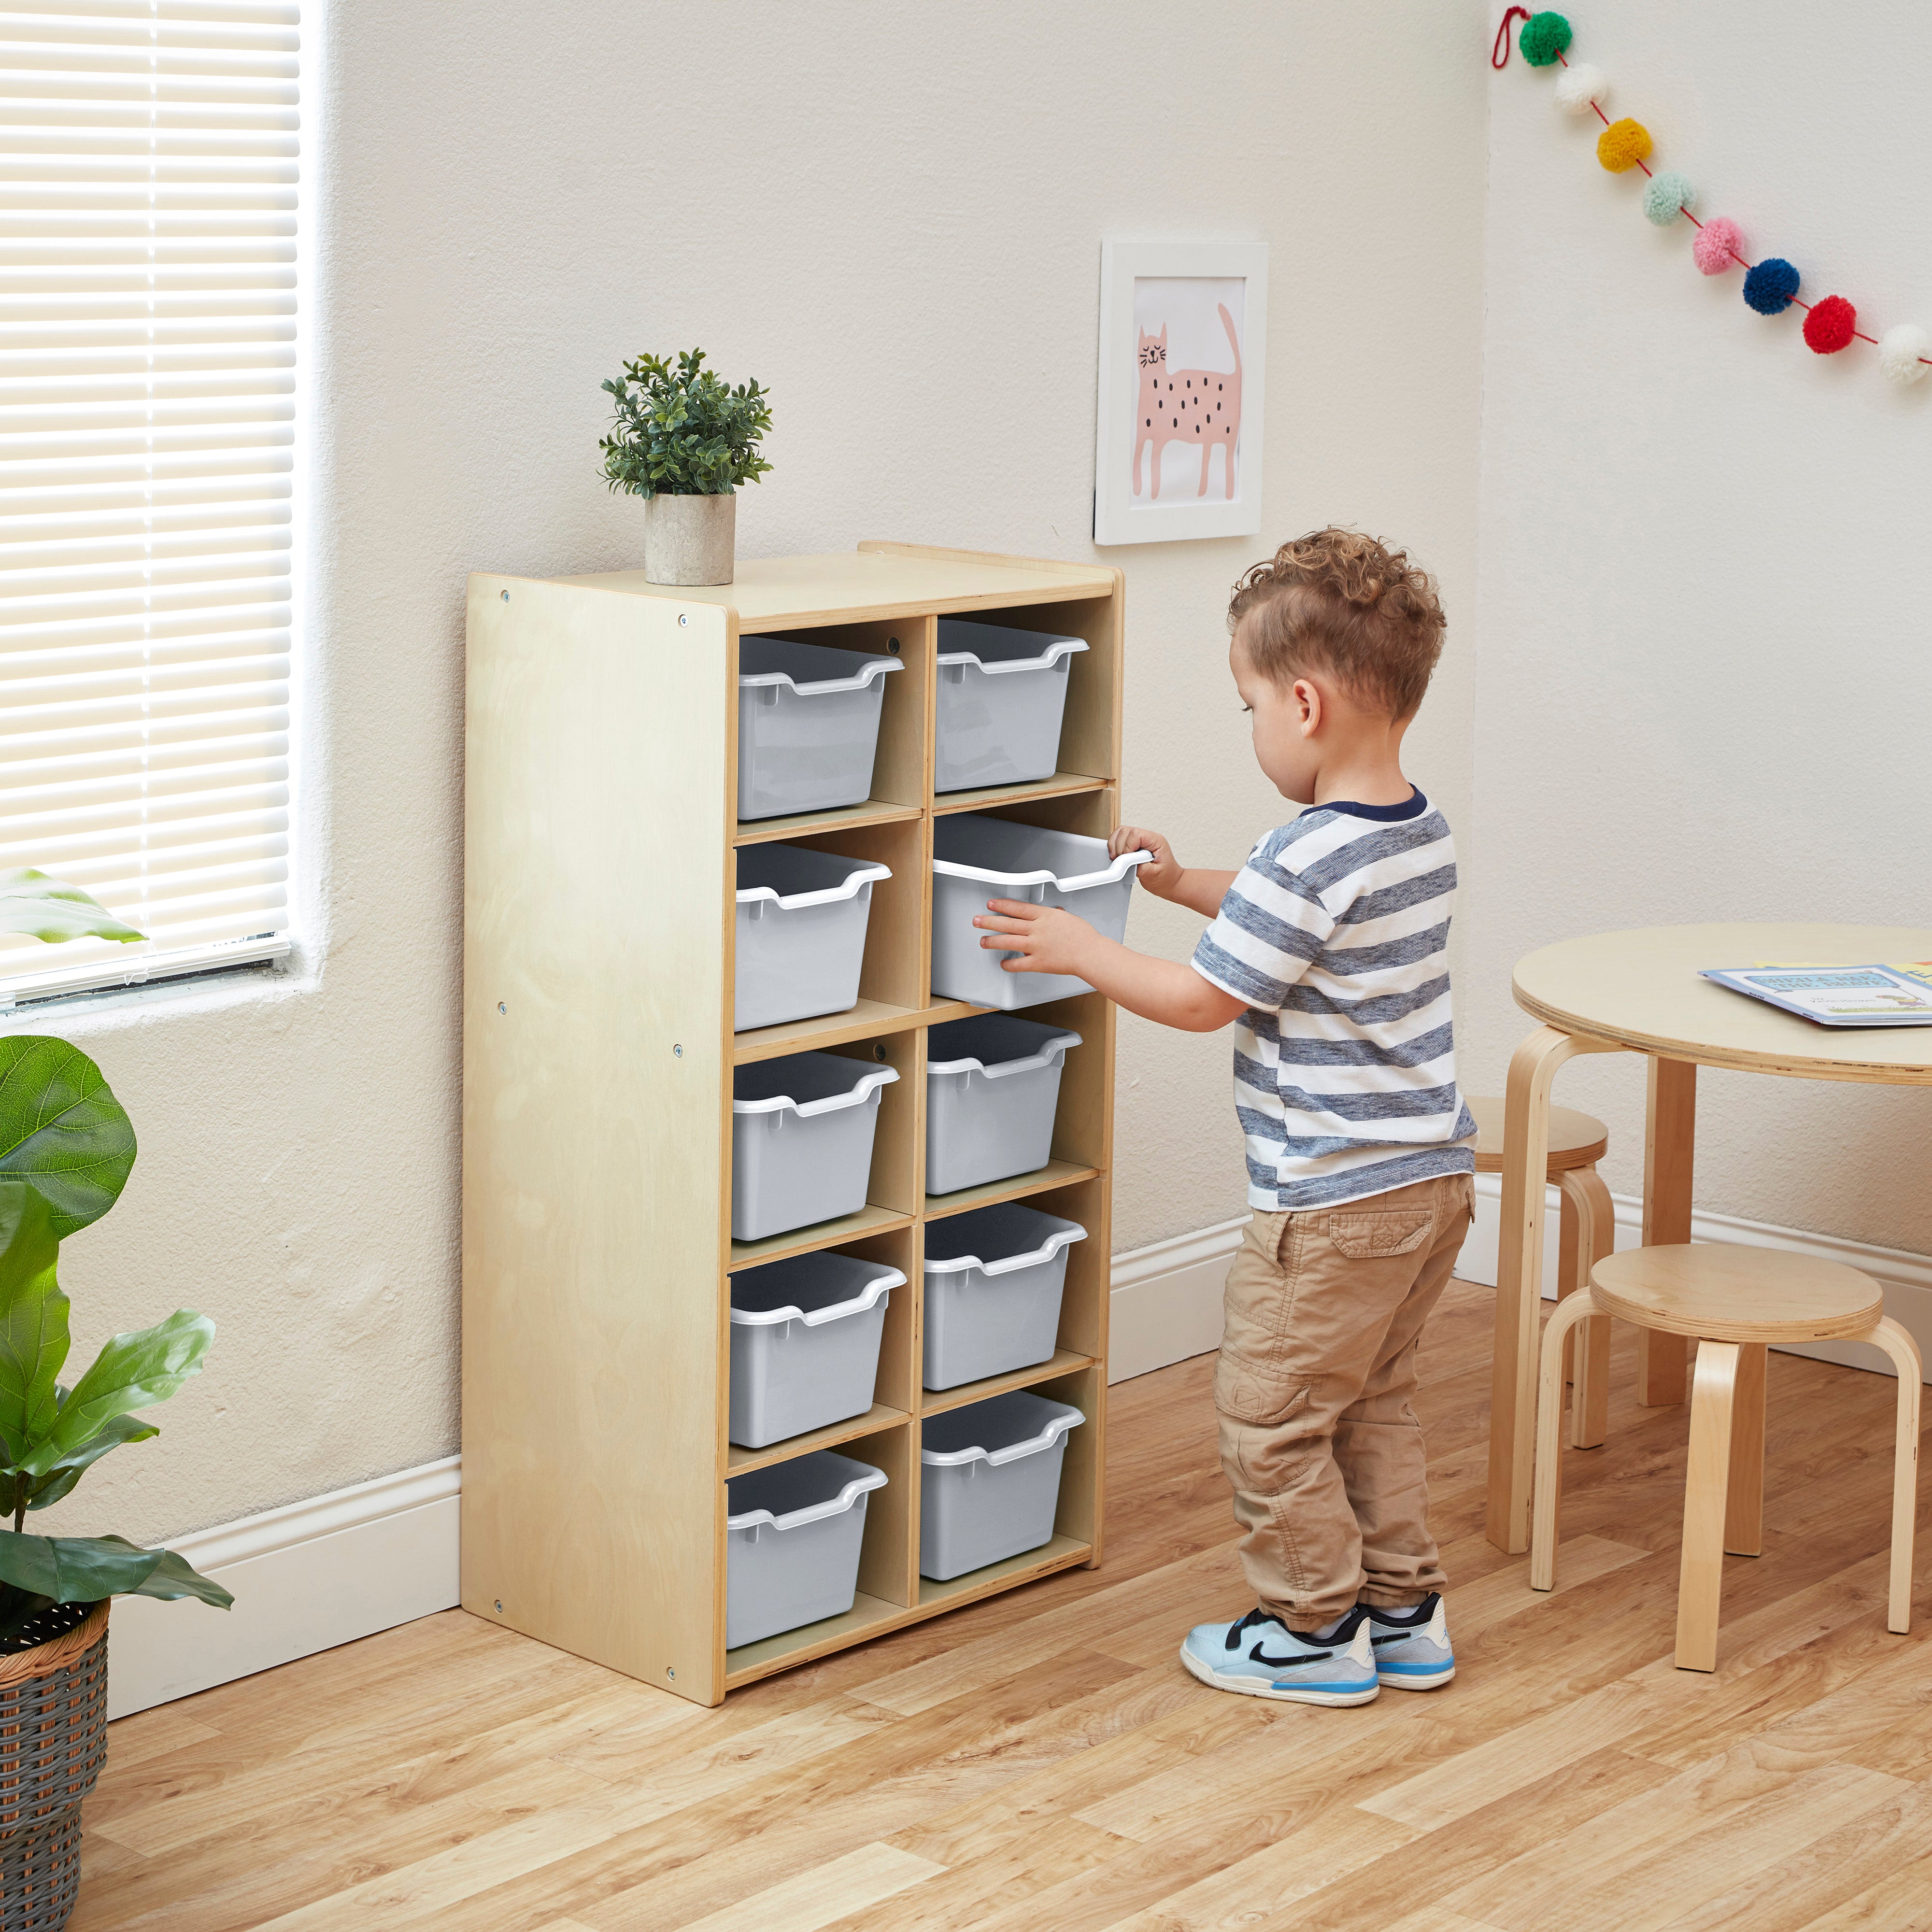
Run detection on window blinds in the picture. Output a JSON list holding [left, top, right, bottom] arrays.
[[0, 1, 298, 1003]]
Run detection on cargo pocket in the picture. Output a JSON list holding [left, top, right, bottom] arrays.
[[1216, 1355, 1313, 1431], [1327, 1209, 1431, 1259]]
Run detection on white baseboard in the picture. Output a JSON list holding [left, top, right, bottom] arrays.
[[107, 1456, 461, 1719], [1107, 1217, 1245, 1382], [108, 1196, 1930, 1720]]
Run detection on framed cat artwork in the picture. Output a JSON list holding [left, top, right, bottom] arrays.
[[1093, 239, 1268, 546]]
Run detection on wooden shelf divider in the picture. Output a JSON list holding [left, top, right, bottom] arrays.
[[464, 541, 1123, 1705]]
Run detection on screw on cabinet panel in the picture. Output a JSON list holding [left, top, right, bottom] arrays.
[[494, 1599, 502, 1611], [667, 1667, 676, 1680], [498, 1002, 506, 1015], [887, 637, 900, 653], [678, 613, 689, 627], [673, 1044, 682, 1057], [500, 589, 509, 601]]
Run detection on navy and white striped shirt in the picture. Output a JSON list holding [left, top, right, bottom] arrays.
[[1190, 790, 1476, 1212]]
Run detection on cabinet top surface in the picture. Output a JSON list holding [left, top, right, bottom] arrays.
[[538, 547, 1116, 627]]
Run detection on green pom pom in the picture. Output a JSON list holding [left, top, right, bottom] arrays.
[[1520, 12, 1573, 66]]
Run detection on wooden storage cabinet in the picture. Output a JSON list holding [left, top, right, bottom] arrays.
[[463, 542, 1123, 1705]]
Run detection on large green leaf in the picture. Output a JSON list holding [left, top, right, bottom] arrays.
[[25, 1411, 157, 1510], [0, 870, 143, 945], [0, 1586, 56, 1644], [23, 1309, 210, 1477], [0, 1184, 66, 1464], [126, 1545, 232, 1610], [0, 1529, 163, 1601], [0, 1038, 136, 1237], [0, 1536, 229, 1613]]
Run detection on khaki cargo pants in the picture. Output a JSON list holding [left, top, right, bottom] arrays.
[[1216, 1170, 1474, 1631]]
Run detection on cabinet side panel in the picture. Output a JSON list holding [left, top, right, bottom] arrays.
[[464, 576, 727, 1703]]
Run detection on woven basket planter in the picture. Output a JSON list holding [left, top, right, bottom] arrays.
[[0, 1603, 108, 1932]]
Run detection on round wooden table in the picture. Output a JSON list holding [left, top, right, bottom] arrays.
[[1485, 922, 1932, 1554]]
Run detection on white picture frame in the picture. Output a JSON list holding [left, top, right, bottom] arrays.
[[1093, 239, 1268, 547]]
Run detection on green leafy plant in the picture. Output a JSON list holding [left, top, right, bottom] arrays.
[[0, 881, 228, 1644], [599, 348, 773, 498], [0, 869, 143, 946]]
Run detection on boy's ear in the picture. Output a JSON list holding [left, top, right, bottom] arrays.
[[1294, 677, 1322, 738]]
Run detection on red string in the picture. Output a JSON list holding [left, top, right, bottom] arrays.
[[1516, 23, 1932, 365], [1492, 6, 1530, 69]]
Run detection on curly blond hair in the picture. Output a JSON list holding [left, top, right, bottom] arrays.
[[1227, 528, 1446, 720]]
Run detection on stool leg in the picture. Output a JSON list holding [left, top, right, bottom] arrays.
[[1723, 1344, 1766, 1557], [1866, 1317, 1923, 1636], [1562, 1168, 1614, 1451], [1557, 1181, 1580, 1394], [1677, 1338, 1738, 1672], [1530, 1290, 1596, 1593]]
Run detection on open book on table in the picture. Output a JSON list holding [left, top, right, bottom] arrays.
[[1700, 961, 1932, 1028]]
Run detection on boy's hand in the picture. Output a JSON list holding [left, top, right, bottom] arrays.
[[1112, 824, 1182, 901], [975, 900, 1096, 978]]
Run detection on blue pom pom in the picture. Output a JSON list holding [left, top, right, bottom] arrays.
[[1743, 257, 1800, 316]]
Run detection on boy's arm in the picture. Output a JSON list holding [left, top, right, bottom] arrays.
[[1108, 826, 1236, 921], [974, 905, 1247, 1033]]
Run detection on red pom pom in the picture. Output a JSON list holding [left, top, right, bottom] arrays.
[[1804, 296, 1857, 355]]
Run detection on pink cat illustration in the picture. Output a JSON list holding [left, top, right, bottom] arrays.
[[1133, 304, 1243, 500]]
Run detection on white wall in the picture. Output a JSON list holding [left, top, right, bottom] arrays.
[[26, 1, 1489, 1548], [1470, 1, 1932, 1251]]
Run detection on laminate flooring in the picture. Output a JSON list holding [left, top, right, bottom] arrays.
[[71, 1279, 1932, 1931]]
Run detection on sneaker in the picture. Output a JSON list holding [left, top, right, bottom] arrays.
[[1179, 1607, 1379, 1706], [1364, 1593, 1454, 1689]]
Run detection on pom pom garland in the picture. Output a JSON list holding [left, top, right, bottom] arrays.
[[1499, 11, 1932, 388], [1596, 118, 1652, 173], [1641, 170, 1692, 226], [1692, 217, 1743, 275], [1553, 62, 1607, 113], [1879, 324, 1932, 384], [1519, 12, 1573, 66], [1803, 296, 1857, 355], [1742, 257, 1801, 316]]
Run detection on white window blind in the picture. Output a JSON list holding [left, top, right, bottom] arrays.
[[0, 1, 298, 1004]]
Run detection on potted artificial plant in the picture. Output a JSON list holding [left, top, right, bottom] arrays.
[[0, 870, 230, 1928], [599, 348, 773, 587]]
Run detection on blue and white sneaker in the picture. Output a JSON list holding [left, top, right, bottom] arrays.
[[1179, 1607, 1379, 1706], [1364, 1593, 1454, 1689]]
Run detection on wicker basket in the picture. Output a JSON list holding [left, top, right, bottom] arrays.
[[0, 1603, 108, 1932]]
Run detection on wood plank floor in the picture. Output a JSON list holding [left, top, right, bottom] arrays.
[[71, 1278, 1932, 1931]]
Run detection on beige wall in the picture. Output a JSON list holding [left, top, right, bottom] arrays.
[[33, 1, 1489, 1544], [1468, 0, 1932, 1248]]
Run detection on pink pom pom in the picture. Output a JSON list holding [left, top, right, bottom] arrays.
[[1693, 218, 1743, 276]]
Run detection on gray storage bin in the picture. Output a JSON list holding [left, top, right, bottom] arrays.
[[736, 844, 891, 1033], [730, 1251, 904, 1448], [738, 635, 902, 822], [925, 1015, 1081, 1194], [931, 815, 1150, 1009], [933, 620, 1088, 793], [726, 1450, 887, 1648], [732, 1052, 899, 1242], [923, 1202, 1085, 1390], [919, 1392, 1083, 1581]]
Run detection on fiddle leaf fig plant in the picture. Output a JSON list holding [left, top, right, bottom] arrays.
[[599, 347, 773, 498], [0, 869, 228, 1644], [0, 1179, 229, 1641]]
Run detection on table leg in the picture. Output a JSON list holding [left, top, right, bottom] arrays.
[[1640, 1057, 1697, 1406], [1486, 1024, 1614, 1553], [1724, 1342, 1766, 1556]]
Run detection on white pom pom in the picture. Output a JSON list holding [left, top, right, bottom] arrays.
[[1554, 63, 1608, 114], [1879, 324, 1931, 385]]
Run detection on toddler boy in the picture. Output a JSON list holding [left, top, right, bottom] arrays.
[[975, 528, 1474, 1706]]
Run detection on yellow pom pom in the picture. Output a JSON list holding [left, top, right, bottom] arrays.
[[1596, 118, 1653, 172]]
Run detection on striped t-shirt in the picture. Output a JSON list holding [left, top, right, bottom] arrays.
[[1189, 790, 1476, 1212]]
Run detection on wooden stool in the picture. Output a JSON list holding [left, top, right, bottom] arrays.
[[1468, 1095, 1614, 1449], [1532, 1244, 1921, 1671]]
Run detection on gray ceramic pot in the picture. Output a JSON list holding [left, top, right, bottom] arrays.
[[643, 492, 736, 586]]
